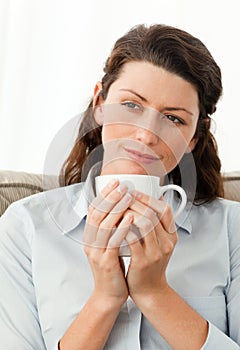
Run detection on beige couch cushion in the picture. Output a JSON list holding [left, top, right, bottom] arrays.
[[222, 171, 240, 202], [0, 170, 59, 217]]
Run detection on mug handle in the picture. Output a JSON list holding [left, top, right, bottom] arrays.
[[159, 184, 187, 219]]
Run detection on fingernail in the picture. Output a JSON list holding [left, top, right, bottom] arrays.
[[117, 183, 128, 194], [108, 179, 119, 188], [131, 190, 142, 199], [123, 193, 132, 203], [124, 213, 133, 223]]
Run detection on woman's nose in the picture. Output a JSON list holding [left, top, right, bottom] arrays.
[[134, 126, 159, 146], [133, 107, 159, 145]]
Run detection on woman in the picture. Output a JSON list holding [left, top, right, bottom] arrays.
[[1, 24, 240, 350]]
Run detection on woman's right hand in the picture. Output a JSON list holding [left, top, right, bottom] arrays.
[[59, 181, 133, 350], [83, 179, 133, 306]]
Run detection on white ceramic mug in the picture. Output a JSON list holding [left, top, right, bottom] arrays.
[[95, 174, 187, 256], [95, 174, 187, 218]]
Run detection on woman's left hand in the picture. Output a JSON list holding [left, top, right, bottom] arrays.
[[125, 191, 178, 304]]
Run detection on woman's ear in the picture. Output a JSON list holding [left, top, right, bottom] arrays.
[[93, 82, 104, 125]]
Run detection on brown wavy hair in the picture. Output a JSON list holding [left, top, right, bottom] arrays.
[[60, 24, 224, 204]]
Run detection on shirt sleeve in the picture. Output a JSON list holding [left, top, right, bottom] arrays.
[[226, 203, 240, 344], [201, 322, 239, 349], [0, 203, 48, 350], [201, 202, 240, 350]]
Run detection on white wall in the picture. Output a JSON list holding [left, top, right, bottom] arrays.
[[0, 0, 239, 175]]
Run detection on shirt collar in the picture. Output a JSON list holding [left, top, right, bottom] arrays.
[[45, 162, 101, 235], [161, 189, 192, 235], [73, 161, 102, 219], [175, 202, 192, 235]]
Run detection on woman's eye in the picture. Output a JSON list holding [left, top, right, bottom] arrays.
[[165, 114, 184, 125], [121, 101, 142, 110]]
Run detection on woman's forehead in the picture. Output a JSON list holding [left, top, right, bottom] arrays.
[[107, 61, 199, 116]]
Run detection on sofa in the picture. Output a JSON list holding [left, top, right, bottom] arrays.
[[0, 169, 240, 217]]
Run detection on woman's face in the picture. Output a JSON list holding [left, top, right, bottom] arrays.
[[94, 61, 199, 179]]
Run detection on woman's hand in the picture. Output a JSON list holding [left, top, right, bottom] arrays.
[[125, 191, 178, 305], [83, 179, 133, 306], [60, 181, 135, 350]]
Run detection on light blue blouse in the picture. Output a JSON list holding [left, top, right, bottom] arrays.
[[0, 173, 240, 349]]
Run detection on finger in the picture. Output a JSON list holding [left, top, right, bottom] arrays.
[[153, 221, 178, 256], [86, 183, 128, 232], [131, 191, 176, 233], [97, 178, 120, 197], [126, 209, 158, 247], [84, 182, 126, 245], [90, 183, 128, 215], [129, 200, 159, 227], [156, 204, 177, 234], [131, 190, 168, 219], [125, 230, 144, 258], [102, 193, 133, 227], [107, 213, 133, 249], [129, 213, 177, 259], [95, 194, 133, 248], [82, 222, 98, 245]]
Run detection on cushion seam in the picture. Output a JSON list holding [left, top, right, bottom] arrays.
[[0, 183, 43, 192]]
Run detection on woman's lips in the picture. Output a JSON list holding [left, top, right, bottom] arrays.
[[123, 147, 159, 164]]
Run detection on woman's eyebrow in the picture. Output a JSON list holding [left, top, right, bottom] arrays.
[[119, 88, 148, 102], [164, 107, 194, 116], [120, 88, 194, 116]]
